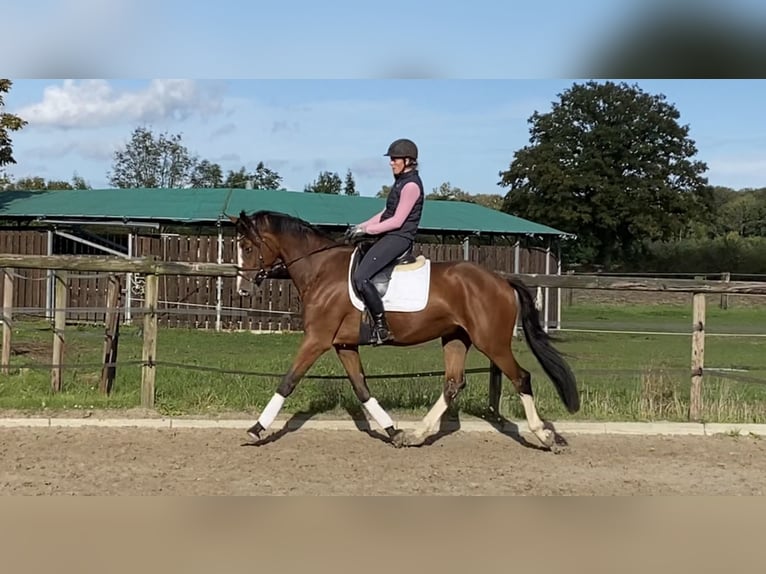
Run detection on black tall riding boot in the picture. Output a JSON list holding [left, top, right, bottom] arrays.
[[358, 280, 393, 345]]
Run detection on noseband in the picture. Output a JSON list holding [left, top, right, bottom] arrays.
[[236, 228, 345, 286]]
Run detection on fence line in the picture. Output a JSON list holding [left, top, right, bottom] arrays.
[[559, 328, 766, 338], [0, 229, 562, 330], [1, 255, 766, 420]]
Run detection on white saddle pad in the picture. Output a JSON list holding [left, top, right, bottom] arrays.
[[347, 252, 431, 312]]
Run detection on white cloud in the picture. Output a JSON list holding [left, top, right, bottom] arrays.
[[212, 153, 242, 164], [210, 123, 238, 139], [16, 79, 224, 129]]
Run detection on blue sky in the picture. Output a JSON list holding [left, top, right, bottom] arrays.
[[4, 79, 766, 196]]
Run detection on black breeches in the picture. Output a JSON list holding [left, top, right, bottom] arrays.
[[352, 235, 412, 314]]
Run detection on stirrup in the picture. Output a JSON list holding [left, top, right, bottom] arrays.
[[371, 329, 393, 346], [370, 321, 393, 346]]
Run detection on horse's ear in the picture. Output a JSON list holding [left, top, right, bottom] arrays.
[[227, 214, 238, 224]]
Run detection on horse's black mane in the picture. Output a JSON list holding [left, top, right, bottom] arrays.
[[243, 210, 336, 242]]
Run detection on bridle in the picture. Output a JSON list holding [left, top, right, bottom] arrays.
[[236, 227, 349, 286]]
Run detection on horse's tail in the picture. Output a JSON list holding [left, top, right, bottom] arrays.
[[506, 277, 580, 413]]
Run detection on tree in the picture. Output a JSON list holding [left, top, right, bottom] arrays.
[[498, 80, 713, 267], [304, 170, 342, 194], [427, 182, 473, 202], [191, 160, 224, 188], [71, 172, 91, 189], [343, 169, 358, 196], [1, 173, 92, 191], [21, 177, 68, 190], [223, 162, 283, 189], [472, 194, 504, 211], [0, 79, 28, 177], [224, 167, 250, 188], [252, 161, 283, 189], [719, 191, 766, 237], [376, 185, 392, 198], [107, 126, 197, 188]]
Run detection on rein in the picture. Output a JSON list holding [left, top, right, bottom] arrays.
[[237, 236, 352, 284]]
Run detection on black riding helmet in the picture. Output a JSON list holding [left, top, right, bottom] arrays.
[[384, 138, 418, 160]]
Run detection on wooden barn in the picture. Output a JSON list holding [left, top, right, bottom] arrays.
[[0, 187, 570, 331]]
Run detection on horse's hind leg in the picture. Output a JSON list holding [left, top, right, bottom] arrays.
[[334, 344, 402, 445], [474, 339, 554, 448], [400, 332, 470, 447]]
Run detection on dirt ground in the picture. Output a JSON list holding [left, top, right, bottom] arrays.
[[1, 425, 765, 495]]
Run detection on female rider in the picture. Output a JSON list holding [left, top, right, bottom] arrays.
[[346, 138, 425, 345]]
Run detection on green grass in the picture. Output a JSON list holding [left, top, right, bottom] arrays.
[[1, 299, 765, 423], [563, 298, 766, 333]]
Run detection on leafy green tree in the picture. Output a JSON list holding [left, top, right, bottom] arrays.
[[304, 170, 342, 194], [251, 161, 283, 189], [191, 160, 224, 188], [1, 173, 92, 191], [499, 80, 713, 267], [343, 169, 358, 196], [719, 190, 766, 237], [0, 79, 28, 177], [376, 185, 391, 198], [107, 126, 197, 188], [71, 172, 91, 189], [472, 193, 504, 210], [427, 182, 473, 202], [224, 162, 283, 189], [224, 167, 250, 188]]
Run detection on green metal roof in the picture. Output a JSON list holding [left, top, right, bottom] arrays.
[[0, 188, 568, 236]]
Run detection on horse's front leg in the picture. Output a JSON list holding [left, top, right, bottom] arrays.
[[334, 344, 403, 446], [247, 334, 331, 440]]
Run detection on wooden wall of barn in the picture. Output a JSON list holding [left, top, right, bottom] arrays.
[[0, 228, 560, 331]]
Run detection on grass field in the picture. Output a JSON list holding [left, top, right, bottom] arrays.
[[1, 295, 765, 423]]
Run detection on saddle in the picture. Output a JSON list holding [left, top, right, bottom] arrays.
[[349, 241, 425, 298]]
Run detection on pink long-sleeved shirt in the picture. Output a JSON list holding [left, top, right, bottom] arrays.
[[360, 182, 420, 235]]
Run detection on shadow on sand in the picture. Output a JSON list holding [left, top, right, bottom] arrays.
[[242, 397, 567, 453]]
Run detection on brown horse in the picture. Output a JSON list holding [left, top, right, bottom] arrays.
[[231, 209, 579, 449]]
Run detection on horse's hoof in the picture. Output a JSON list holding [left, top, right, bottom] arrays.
[[535, 428, 556, 450], [536, 428, 568, 453], [550, 442, 566, 454], [389, 429, 407, 448], [246, 422, 263, 441], [407, 431, 430, 447]]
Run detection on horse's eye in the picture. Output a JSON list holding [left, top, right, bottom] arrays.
[[244, 247, 253, 254]]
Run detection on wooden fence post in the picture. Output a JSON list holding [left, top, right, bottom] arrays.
[[51, 270, 68, 392], [2, 269, 14, 375], [565, 270, 575, 307], [689, 292, 706, 421], [720, 272, 730, 309], [488, 362, 503, 417], [141, 273, 159, 408], [100, 274, 122, 394]]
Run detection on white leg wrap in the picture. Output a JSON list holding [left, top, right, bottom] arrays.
[[258, 393, 286, 429], [520, 393, 544, 432], [363, 397, 395, 430], [421, 394, 449, 433]]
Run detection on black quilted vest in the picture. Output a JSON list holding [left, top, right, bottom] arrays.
[[380, 169, 424, 241]]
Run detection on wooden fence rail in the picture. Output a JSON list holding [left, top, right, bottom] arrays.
[[1, 255, 766, 421]]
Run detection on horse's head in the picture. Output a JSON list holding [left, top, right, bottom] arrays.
[[229, 211, 282, 296]]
